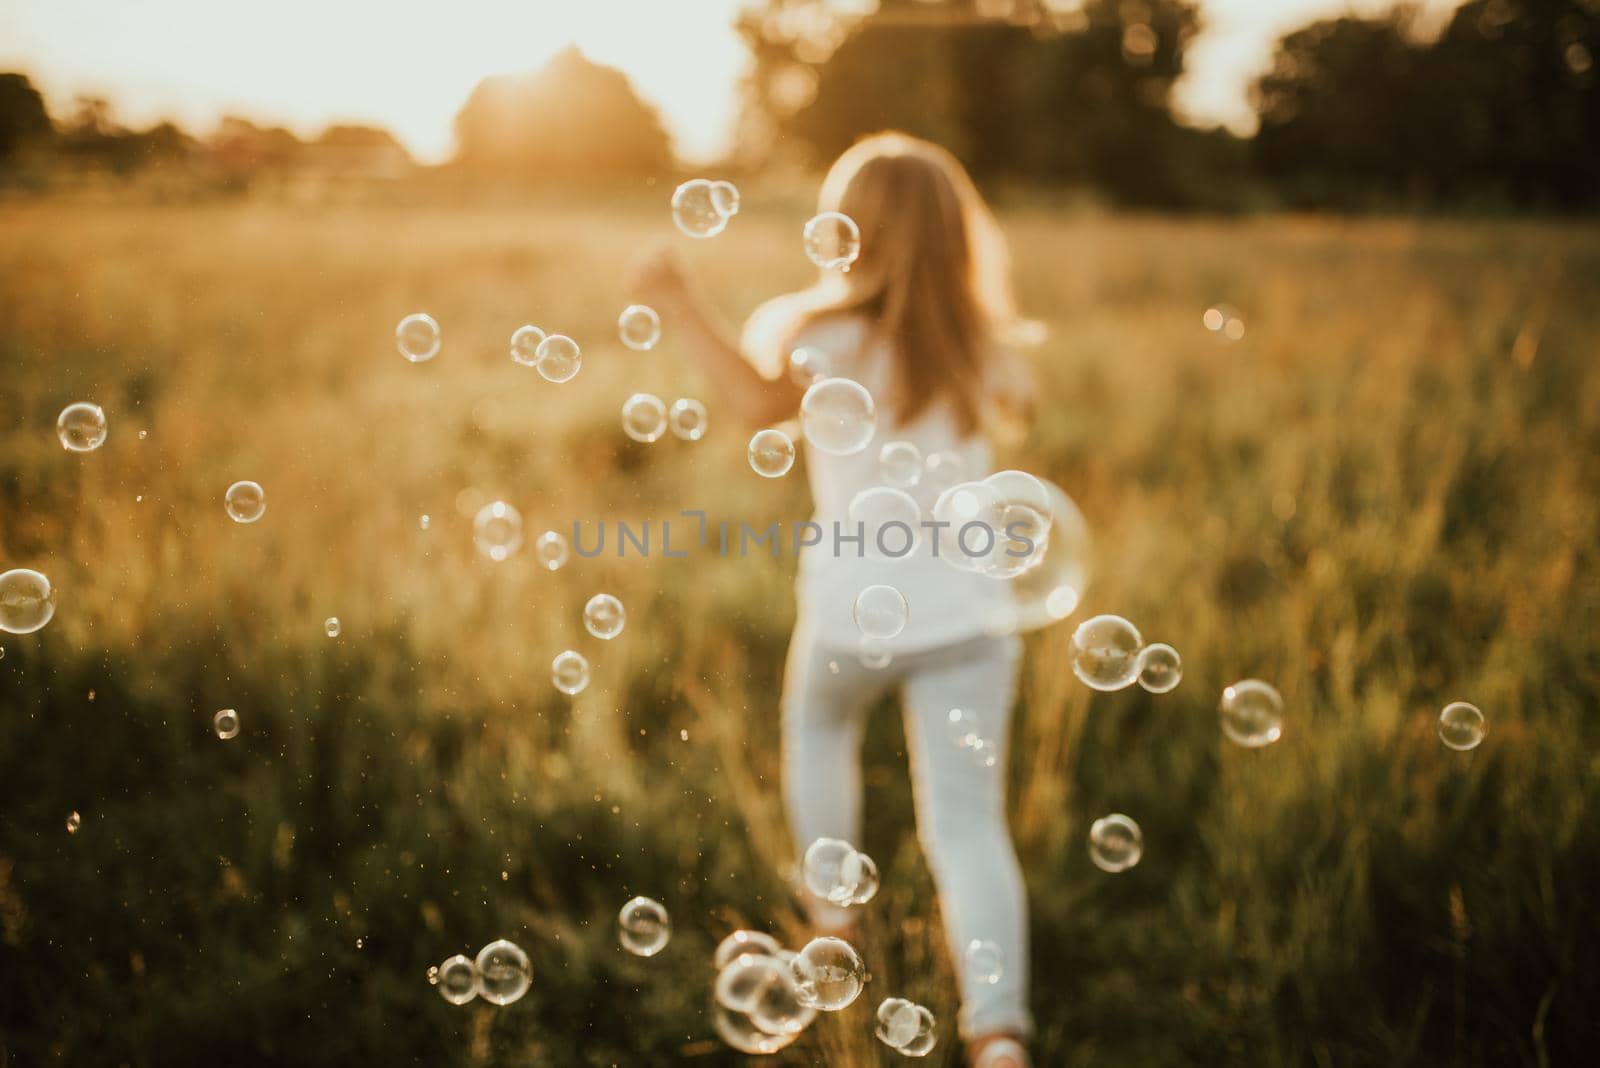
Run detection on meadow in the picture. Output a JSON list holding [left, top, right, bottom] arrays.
[[1, 189, 1597, 1066]]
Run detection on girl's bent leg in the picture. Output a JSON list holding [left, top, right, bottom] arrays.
[[900, 635, 1032, 1043], [780, 624, 893, 928]]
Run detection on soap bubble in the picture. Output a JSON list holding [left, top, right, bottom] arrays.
[[552, 650, 590, 696], [922, 450, 968, 498], [1136, 643, 1182, 693], [224, 480, 266, 524], [1089, 813, 1143, 872], [897, 1004, 938, 1056], [0, 568, 56, 634], [474, 939, 532, 1005], [419, 514, 431, 531], [803, 211, 862, 271], [1203, 304, 1245, 341], [790, 936, 865, 1011], [876, 997, 920, 1049], [847, 851, 879, 904], [509, 324, 545, 366], [930, 480, 1003, 572], [66, 811, 81, 834], [975, 470, 1053, 578], [801, 378, 876, 455], [714, 930, 783, 971], [1218, 679, 1284, 748], [618, 304, 661, 351], [965, 939, 1004, 985], [716, 951, 788, 1014], [534, 334, 582, 383], [713, 1001, 799, 1054], [946, 708, 998, 768], [534, 530, 569, 571], [396, 313, 440, 362], [858, 638, 893, 670], [583, 593, 625, 640], [436, 954, 477, 1005], [1070, 615, 1143, 691], [56, 402, 107, 452], [748, 428, 796, 478], [787, 345, 833, 387], [621, 392, 668, 443], [473, 500, 524, 561], [1437, 701, 1485, 751], [324, 617, 341, 638], [1005, 477, 1093, 632], [853, 584, 908, 640], [213, 708, 240, 740], [878, 441, 923, 489], [710, 180, 740, 217], [848, 487, 922, 558], [617, 895, 671, 956], [668, 397, 708, 441], [671, 179, 728, 239], [802, 837, 862, 905]]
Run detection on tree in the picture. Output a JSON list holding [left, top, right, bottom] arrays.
[[452, 47, 672, 178], [0, 73, 54, 164]]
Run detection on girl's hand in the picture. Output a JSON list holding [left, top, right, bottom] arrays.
[[627, 242, 694, 311]]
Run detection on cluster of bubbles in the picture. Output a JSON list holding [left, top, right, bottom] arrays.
[[709, 924, 877, 1054], [876, 997, 938, 1057], [1203, 303, 1246, 341], [622, 393, 707, 443], [433, 939, 533, 1007], [617, 895, 671, 956], [801, 837, 881, 907], [671, 179, 741, 239], [1069, 615, 1183, 696]]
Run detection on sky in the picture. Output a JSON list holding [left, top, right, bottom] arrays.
[[0, 0, 1464, 163]]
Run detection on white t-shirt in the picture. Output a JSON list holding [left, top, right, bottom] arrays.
[[773, 313, 1012, 655]]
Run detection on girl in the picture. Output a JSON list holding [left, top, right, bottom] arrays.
[[633, 132, 1033, 1068]]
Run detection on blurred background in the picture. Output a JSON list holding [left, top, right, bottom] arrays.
[[1, 0, 1597, 1064]]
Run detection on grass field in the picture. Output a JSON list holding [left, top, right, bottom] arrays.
[[1, 191, 1597, 1066]]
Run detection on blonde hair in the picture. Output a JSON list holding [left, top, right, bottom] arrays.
[[783, 132, 1019, 433]]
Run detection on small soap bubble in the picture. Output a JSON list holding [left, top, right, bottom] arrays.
[[510, 324, 546, 366], [853, 584, 908, 640], [473, 500, 524, 561], [56, 402, 107, 452], [714, 930, 783, 971], [0, 568, 57, 634], [1438, 701, 1485, 751], [920, 449, 969, 508], [1219, 679, 1284, 747], [877, 998, 937, 1056], [802, 837, 862, 905], [618, 895, 671, 956], [474, 939, 532, 1005], [790, 935, 865, 1011], [618, 304, 661, 351], [713, 1001, 800, 1054], [858, 638, 893, 670], [621, 392, 668, 443], [848, 486, 922, 558], [897, 1005, 938, 1057], [426, 965, 439, 985], [787, 345, 833, 387], [396, 313, 440, 362], [138, 429, 148, 440], [213, 708, 240, 740], [748, 428, 797, 478], [224, 480, 266, 524], [801, 378, 876, 455], [671, 179, 728, 238], [324, 617, 341, 638], [710, 180, 740, 217], [743, 958, 815, 1037], [534, 334, 582, 383], [878, 441, 923, 489], [552, 650, 590, 696], [847, 851, 879, 904], [436, 954, 478, 1005], [583, 593, 625, 640], [803, 211, 862, 271], [1070, 614, 1143, 691], [66, 810, 81, 834], [419, 514, 431, 531], [534, 530, 569, 571], [1089, 813, 1144, 872], [668, 397, 708, 441], [964, 939, 1004, 985], [1203, 304, 1245, 340], [946, 708, 998, 768], [1136, 642, 1182, 693]]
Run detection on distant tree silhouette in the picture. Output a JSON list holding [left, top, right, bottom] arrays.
[[0, 73, 54, 165], [453, 47, 672, 178], [736, 0, 1214, 205], [1255, 0, 1599, 208]]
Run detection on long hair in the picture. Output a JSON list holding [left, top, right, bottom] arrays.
[[782, 132, 1020, 433]]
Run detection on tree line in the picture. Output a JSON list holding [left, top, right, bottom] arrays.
[[3, 0, 1596, 210]]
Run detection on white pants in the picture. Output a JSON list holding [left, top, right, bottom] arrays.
[[781, 623, 1032, 1041]]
